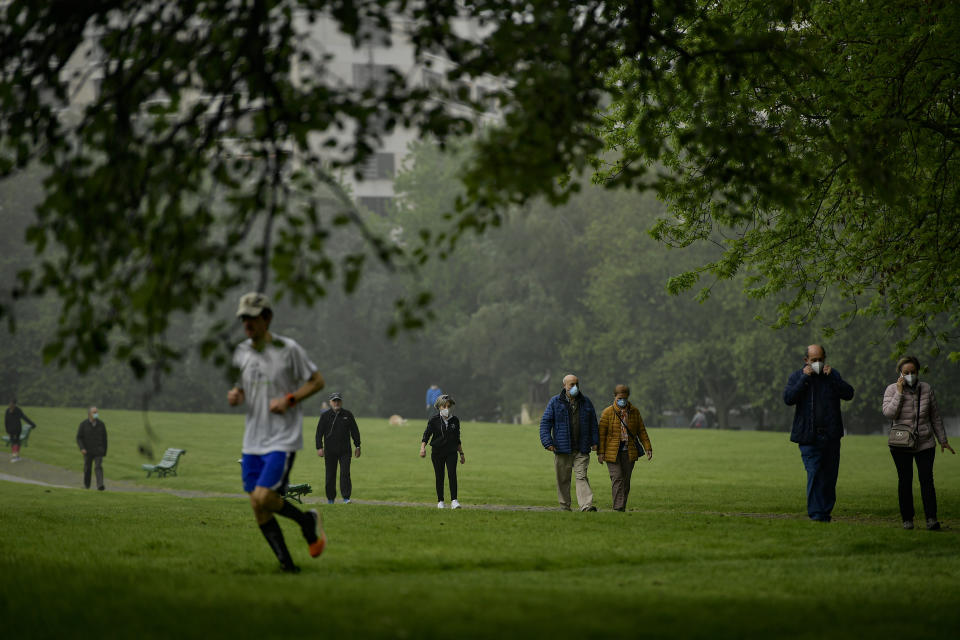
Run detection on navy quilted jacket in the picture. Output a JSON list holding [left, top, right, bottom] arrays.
[[539, 389, 599, 454], [783, 368, 854, 444]]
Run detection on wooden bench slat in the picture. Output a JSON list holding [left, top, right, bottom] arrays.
[[3, 424, 35, 448], [142, 448, 186, 478]]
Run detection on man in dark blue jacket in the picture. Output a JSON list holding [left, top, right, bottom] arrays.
[[783, 344, 855, 522], [540, 374, 599, 511]]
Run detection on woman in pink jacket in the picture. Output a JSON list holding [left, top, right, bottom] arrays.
[[881, 356, 955, 530]]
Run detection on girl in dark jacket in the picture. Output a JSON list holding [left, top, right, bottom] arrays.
[[419, 394, 465, 509]]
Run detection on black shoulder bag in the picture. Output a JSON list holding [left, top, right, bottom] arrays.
[[617, 411, 647, 457]]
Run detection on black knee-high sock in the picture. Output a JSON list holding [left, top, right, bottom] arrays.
[[259, 517, 296, 569], [278, 500, 316, 542]]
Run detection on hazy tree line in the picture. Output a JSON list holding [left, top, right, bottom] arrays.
[[3, 2, 958, 430], [4, 141, 960, 432]]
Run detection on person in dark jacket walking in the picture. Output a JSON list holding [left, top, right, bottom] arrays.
[[315, 392, 361, 504], [539, 374, 599, 511], [6, 399, 36, 462], [76, 406, 108, 490], [419, 394, 465, 509], [783, 345, 855, 522]]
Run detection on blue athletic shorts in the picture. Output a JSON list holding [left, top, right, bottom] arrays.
[[241, 451, 296, 494]]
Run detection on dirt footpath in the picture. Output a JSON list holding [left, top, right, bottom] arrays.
[[4, 455, 877, 520], [0, 455, 563, 510], [0, 455, 244, 498]]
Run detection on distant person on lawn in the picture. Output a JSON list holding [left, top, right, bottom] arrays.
[[420, 394, 465, 509], [425, 383, 443, 419], [5, 398, 36, 462], [76, 406, 107, 490], [315, 392, 362, 504], [783, 344, 855, 523], [689, 408, 707, 429], [597, 385, 652, 511], [539, 374, 599, 512], [227, 292, 327, 573]]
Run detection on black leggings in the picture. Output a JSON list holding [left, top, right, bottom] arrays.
[[431, 450, 458, 501], [890, 446, 937, 522]]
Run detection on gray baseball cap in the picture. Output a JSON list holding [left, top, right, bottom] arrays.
[[236, 292, 271, 317]]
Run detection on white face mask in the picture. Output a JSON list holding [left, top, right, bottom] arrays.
[[439, 408, 450, 419], [92, 412, 99, 421], [904, 374, 917, 387], [810, 361, 824, 375], [568, 384, 579, 397]]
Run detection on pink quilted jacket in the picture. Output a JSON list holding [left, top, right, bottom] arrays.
[[881, 381, 948, 451]]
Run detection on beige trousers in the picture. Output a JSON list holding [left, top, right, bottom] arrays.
[[606, 448, 636, 511], [554, 452, 594, 510]]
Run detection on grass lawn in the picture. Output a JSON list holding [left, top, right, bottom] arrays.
[[2, 406, 959, 639]]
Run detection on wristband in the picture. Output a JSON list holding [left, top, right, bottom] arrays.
[[285, 393, 296, 406]]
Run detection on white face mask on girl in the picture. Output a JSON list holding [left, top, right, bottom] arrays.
[[904, 374, 917, 387], [439, 408, 450, 419]]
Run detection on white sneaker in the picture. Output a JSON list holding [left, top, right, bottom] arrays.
[[451, 499, 461, 509], [437, 501, 445, 509]]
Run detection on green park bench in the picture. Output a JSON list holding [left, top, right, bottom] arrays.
[[141, 448, 187, 478], [285, 483, 312, 503], [2, 423, 34, 448]]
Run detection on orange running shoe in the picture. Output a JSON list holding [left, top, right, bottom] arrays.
[[307, 509, 327, 558]]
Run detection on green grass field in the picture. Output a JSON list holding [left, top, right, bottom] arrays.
[[2, 406, 959, 639]]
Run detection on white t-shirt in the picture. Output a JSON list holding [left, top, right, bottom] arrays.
[[233, 334, 318, 455]]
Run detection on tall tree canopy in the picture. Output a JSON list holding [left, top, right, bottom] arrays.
[[598, 0, 960, 358], [1, 0, 958, 381]]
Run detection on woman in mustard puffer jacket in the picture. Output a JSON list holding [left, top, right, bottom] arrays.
[[597, 384, 652, 511]]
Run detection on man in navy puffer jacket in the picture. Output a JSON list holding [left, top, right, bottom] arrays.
[[540, 374, 599, 511], [783, 344, 855, 522]]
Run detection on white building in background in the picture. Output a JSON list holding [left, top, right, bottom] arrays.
[[295, 10, 504, 216], [59, 7, 504, 217]]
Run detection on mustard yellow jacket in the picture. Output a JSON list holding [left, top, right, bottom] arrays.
[[598, 403, 651, 463]]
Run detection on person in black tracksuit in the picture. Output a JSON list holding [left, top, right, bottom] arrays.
[[419, 394, 465, 509], [76, 406, 108, 490], [315, 392, 361, 503]]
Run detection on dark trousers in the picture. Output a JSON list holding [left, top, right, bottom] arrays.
[[83, 453, 104, 489], [324, 451, 352, 500], [431, 450, 458, 501], [890, 446, 937, 522], [798, 434, 840, 521]]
